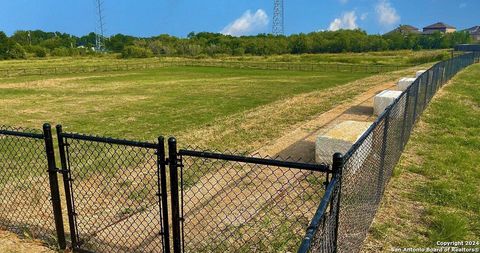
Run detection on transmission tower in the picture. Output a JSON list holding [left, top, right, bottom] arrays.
[[95, 0, 106, 51], [273, 0, 284, 35]]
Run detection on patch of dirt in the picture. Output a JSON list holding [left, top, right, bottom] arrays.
[[257, 79, 396, 161], [0, 230, 54, 253]]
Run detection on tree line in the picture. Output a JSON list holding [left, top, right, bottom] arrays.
[[0, 29, 473, 60]]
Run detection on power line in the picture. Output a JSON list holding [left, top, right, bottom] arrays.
[[273, 0, 284, 35]]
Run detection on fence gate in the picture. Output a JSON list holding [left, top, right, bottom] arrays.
[[166, 138, 331, 253], [56, 125, 169, 253]]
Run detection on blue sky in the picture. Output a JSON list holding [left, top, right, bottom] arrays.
[[0, 0, 478, 37]]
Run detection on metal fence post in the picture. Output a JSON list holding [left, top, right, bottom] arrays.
[[412, 80, 420, 123], [400, 90, 410, 148], [332, 153, 344, 253], [56, 125, 78, 248], [168, 137, 182, 253], [377, 111, 390, 203], [157, 137, 171, 252], [43, 123, 66, 250]]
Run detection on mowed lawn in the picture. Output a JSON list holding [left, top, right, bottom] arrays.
[[1, 66, 369, 140], [363, 64, 480, 252]]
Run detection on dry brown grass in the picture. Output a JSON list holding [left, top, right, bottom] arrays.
[[0, 230, 55, 253]]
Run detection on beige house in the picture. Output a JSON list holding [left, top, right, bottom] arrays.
[[423, 22, 456, 34]]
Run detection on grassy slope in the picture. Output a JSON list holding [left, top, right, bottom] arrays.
[[363, 64, 480, 252]]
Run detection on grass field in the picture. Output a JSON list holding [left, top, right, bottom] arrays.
[[1, 66, 369, 140], [363, 64, 480, 252]]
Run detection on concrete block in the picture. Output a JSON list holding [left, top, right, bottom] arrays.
[[397, 77, 416, 91], [416, 70, 427, 78], [315, 121, 373, 170], [374, 90, 402, 115]]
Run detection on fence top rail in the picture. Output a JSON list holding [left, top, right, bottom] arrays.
[[59, 131, 159, 149], [298, 175, 339, 253], [0, 129, 44, 139], [179, 149, 330, 172]]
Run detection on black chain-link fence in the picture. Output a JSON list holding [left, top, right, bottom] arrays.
[[0, 125, 62, 247], [175, 147, 329, 252], [56, 128, 169, 253], [299, 52, 477, 253]]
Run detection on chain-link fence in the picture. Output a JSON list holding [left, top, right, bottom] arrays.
[[174, 146, 330, 252], [0, 124, 64, 247], [56, 128, 169, 253], [0, 60, 409, 78], [299, 52, 477, 253]]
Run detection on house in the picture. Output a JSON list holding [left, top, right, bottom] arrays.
[[385, 25, 420, 35], [423, 22, 456, 34], [463, 26, 480, 42]]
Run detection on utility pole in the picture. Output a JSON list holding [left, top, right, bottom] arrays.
[[273, 0, 284, 35]]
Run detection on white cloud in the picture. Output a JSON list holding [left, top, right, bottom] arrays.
[[375, 0, 400, 27], [328, 11, 358, 31], [221, 9, 269, 36]]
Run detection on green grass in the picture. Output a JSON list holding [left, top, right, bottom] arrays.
[[0, 66, 369, 140], [366, 64, 480, 251]]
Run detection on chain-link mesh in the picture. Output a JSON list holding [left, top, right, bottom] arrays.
[[177, 148, 328, 252], [336, 53, 476, 253], [299, 174, 340, 253], [0, 126, 57, 244], [62, 134, 166, 253]]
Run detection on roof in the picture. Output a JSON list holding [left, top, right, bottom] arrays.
[[423, 22, 456, 30], [463, 26, 480, 34], [398, 25, 419, 31], [385, 25, 420, 35]]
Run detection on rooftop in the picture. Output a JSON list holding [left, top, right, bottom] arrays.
[[423, 22, 456, 30], [385, 25, 420, 35], [463, 26, 480, 34]]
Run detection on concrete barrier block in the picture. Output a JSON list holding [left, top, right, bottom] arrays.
[[397, 77, 416, 91], [416, 70, 427, 78], [315, 121, 372, 168], [374, 90, 402, 115]]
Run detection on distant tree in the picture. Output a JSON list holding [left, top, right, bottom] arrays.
[[0, 28, 475, 61], [107, 34, 136, 52], [24, 45, 47, 57]]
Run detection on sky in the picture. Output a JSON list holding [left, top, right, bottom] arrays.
[[0, 0, 478, 37]]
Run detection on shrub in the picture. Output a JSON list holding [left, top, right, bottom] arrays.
[[7, 43, 27, 59], [121, 46, 153, 58], [25, 45, 47, 57], [51, 47, 71, 57]]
